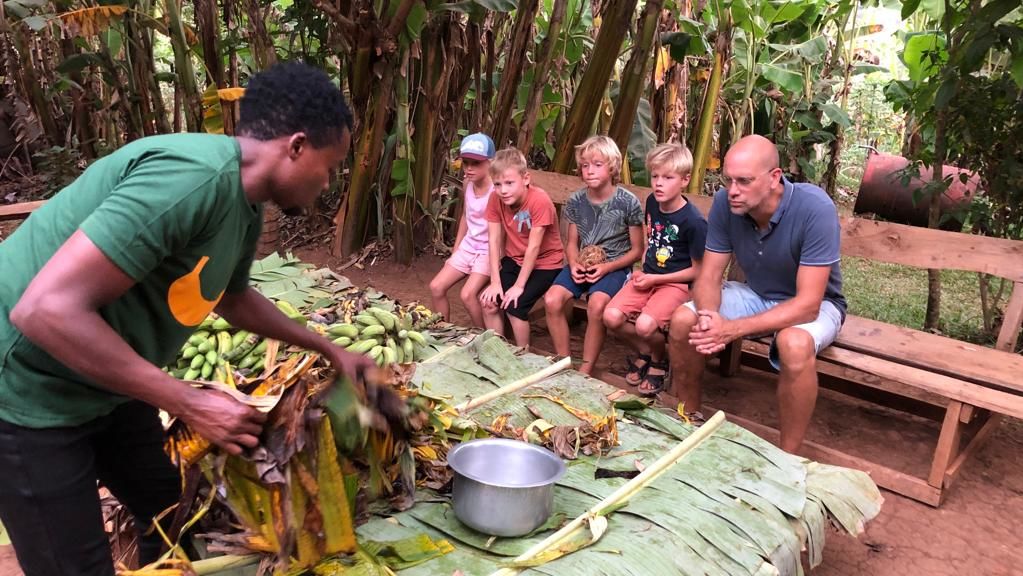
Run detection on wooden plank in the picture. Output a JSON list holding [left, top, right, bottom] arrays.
[[945, 413, 1001, 488], [819, 346, 1023, 418], [928, 401, 963, 488], [742, 340, 948, 421], [719, 411, 943, 507], [839, 217, 1023, 282], [718, 340, 743, 377], [0, 200, 45, 222], [530, 170, 715, 217], [834, 315, 1023, 395], [995, 281, 1023, 352]]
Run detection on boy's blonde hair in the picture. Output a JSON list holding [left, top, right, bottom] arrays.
[[645, 142, 694, 177], [574, 135, 622, 178], [490, 148, 529, 177]]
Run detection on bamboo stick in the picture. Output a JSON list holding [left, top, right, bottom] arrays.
[[193, 554, 260, 574], [490, 411, 727, 575], [454, 357, 572, 413]]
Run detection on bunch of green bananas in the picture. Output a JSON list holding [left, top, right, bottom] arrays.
[[325, 306, 430, 366], [163, 300, 308, 383]]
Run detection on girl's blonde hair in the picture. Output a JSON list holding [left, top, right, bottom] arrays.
[[645, 142, 694, 177], [489, 148, 529, 177], [574, 135, 622, 178]]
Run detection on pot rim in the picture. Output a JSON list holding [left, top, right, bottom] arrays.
[[448, 438, 566, 489]]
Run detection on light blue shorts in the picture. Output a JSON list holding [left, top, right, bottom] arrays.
[[685, 281, 844, 370]]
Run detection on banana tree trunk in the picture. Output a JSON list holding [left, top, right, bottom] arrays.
[[688, 22, 729, 196], [393, 50, 414, 265], [165, 0, 202, 132], [333, 62, 395, 257], [242, 0, 277, 71], [489, 0, 540, 148], [412, 26, 442, 246], [608, 0, 663, 152], [10, 24, 61, 145], [59, 37, 97, 157], [516, 0, 567, 152], [551, 0, 639, 173]]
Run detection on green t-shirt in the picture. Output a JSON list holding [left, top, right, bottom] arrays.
[[0, 133, 262, 428]]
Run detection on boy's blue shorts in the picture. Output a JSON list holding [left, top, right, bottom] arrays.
[[552, 265, 630, 299]]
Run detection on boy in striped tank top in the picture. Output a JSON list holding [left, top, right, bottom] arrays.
[[429, 133, 496, 327]]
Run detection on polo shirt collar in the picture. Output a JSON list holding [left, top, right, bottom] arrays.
[[770, 176, 795, 226]]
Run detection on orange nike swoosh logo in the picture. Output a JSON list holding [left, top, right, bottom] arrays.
[[167, 256, 224, 326]]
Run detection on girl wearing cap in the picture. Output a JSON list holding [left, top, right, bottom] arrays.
[[429, 133, 496, 327]]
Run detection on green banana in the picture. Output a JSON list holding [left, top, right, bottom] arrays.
[[346, 339, 379, 354], [181, 346, 199, 360], [211, 317, 232, 331], [190, 355, 206, 370], [381, 344, 397, 365], [402, 338, 415, 362], [406, 331, 427, 346], [354, 313, 381, 327], [200, 361, 214, 379], [188, 331, 210, 346], [368, 307, 398, 331], [183, 368, 201, 381], [327, 323, 360, 339], [231, 330, 250, 348], [238, 353, 260, 370], [360, 325, 387, 338], [332, 336, 353, 347], [224, 334, 260, 363], [205, 350, 218, 365]]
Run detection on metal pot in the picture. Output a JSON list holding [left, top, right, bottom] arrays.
[[447, 438, 566, 537]]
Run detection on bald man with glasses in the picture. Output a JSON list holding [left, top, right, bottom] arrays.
[[667, 135, 845, 453]]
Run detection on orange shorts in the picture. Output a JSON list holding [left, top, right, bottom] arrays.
[[607, 279, 691, 330]]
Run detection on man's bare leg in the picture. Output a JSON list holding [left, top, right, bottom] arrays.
[[774, 327, 819, 453], [667, 306, 706, 412]]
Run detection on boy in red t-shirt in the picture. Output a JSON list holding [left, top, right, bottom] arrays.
[[479, 149, 565, 346]]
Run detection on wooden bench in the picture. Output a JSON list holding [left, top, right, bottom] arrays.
[[0, 200, 44, 222], [530, 169, 1023, 507]]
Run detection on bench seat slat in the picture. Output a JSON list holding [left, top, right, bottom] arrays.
[[0, 200, 45, 222], [832, 316, 1023, 396]]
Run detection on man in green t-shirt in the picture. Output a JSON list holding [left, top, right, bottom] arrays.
[[0, 62, 376, 575]]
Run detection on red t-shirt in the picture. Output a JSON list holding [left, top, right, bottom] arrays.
[[485, 185, 564, 270]]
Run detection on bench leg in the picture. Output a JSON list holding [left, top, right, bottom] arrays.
[[944, 412, 1001, 488], [929, 400, 964, 489], [717, 340, 743, 377]]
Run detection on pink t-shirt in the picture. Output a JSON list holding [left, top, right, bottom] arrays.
[[458, 181, 493, 255]]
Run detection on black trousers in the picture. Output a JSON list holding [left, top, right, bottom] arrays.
[[0, 401, 181, 576]]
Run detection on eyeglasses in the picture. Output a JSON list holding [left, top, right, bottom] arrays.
[[720, 169, 777, 189]]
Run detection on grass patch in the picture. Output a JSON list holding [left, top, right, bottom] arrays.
[[841, 256, 992, 344]]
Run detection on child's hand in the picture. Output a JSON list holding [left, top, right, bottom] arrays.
[[631, 271, 654, 291], [502, 285, 525, 310], [480, 284, 504, 306], [584, 263, 608, 284], [570, 263, 589, 284]]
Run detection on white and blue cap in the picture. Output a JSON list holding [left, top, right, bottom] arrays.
[[459, 133, 496, 161]]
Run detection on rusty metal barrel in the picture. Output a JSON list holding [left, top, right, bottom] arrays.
[[854, 150, 980, 231]]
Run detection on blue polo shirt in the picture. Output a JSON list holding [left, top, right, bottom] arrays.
[[705, 177, 846, 316]]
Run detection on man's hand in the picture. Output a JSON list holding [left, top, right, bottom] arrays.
[[181, 389, 267, 456], [631, 271, 655, 291], [502, 285, 525, 310], [688, 310, 737, 355], [584, 263, 608, 284], [324, 346, 377, 384], [570, 263, 589, 284], [480, 283, 504, 306]]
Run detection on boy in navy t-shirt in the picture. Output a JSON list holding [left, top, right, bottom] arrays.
[[604, 143, 707, 396]]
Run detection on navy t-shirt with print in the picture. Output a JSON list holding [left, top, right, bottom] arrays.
[[643, 195, 707, 277]]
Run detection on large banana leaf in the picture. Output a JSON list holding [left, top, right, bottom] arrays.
[[351, 340, 883, 576]]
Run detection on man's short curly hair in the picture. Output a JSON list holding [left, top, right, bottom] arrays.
[[237, 61, 353, 148]]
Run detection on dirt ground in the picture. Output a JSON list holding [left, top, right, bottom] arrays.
[[2, 249, 1021, 576]]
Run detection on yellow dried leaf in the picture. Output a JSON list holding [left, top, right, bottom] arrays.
[[217, 87, 246, 102], [412, 445, 439, 461], [58, 5, 128, 38]]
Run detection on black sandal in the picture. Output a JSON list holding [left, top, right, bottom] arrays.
[[638, 360, 669, 397], [625, 354, 651, 387]]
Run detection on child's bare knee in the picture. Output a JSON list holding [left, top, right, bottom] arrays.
[[635, 314, 659, 338], [603, 307, 625, 329]]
